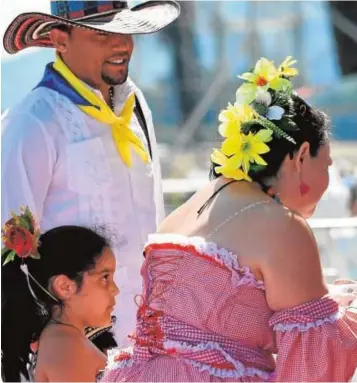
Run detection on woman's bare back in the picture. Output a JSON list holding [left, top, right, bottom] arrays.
[[158, 177, 327, 311]]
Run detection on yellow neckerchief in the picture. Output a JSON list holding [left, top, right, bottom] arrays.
[[53, 55, 149, 167]]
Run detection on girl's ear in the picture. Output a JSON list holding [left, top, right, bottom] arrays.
[[50, 275, 77, 301]]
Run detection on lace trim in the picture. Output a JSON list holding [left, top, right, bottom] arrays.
[[106, 347, 134, 370], [56, 91, 87, 142], [273, 311, 341, 332], [146, 234, 265, 290], [163, 340, 274, 380], [104, 342, 274, 381]]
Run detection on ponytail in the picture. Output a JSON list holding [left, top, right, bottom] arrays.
[[1, 207, 111, 382], [1, 259, 49, 382]]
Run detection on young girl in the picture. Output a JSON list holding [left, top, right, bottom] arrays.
[[1, 207, 119, 382]]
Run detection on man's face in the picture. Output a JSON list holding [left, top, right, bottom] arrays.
[[51, 27, 134, 88]]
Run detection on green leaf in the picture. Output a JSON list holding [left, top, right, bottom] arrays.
[[252, 102, 268, 116], [236, 83, 257, 105], [255, 129, 273, 142], [2, 247, 10, 258], [250, 164, 267, 174], [3, 251, 16, 266], [24, 206, 32, 217], [257, 117, 297, 144], [238, 72, 256, 82], [270, 78, 292, 93], [19, 216, 31, 231], [3, 255, 12, 266]]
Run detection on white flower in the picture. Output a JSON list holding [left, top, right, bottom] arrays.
[[255, 90, 272, 106]]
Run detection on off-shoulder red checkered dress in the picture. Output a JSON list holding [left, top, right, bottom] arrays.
[[101, 234, 357, 382]]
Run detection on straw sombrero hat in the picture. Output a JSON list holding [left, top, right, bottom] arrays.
[[3, 1, 180, 54]]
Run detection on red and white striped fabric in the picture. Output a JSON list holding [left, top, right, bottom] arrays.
[[101, 234, 357, 382]]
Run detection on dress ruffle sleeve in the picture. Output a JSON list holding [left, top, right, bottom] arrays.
[[269, 296, 357, 382]]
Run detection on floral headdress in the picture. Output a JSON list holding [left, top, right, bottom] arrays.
[[211, 56, 299, 181], [2, 206, 41, 265], [2, 206, 59, 303]]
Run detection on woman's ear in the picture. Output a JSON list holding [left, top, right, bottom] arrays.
[[50, 275, 77, 301], [294, 142, 310, 171], [49, 28, 70, 53]]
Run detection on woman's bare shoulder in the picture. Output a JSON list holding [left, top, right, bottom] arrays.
[[257, 208, 328, 311]]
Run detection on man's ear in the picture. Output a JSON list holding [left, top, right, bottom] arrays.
[[50, 275, 77, 301], [49, 28, 70, 53]]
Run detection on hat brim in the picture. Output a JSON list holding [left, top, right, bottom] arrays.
[[3, 1, 180, 54]]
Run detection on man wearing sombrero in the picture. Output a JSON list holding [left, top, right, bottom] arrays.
[[2, 0, 180, 350]]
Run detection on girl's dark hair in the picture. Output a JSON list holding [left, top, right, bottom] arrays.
[[210, 92, 330, 191], [1, 226, 110, 382]]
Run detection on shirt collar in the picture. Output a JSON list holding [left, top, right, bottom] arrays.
[[81, 79, 134, 114]]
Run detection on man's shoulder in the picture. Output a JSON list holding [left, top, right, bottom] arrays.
[[3, 87, 59, 122], [1, 87, 72, 140]]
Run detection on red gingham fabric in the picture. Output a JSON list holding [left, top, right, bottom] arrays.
[[270, 297, 357, 382], [101, 239, 357, 382], [269, 295, 339, 327]]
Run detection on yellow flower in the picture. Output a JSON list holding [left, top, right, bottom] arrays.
[[221, 129, 273, 174], [237, 57, 292, 104], [278, 56, 299, 77], [218, 103, 256, 137], [210, 149, 251, 181]]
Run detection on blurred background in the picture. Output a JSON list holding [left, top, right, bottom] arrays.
[[1, 1, 357, 281]]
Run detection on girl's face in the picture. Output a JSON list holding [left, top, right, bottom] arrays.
[[69, 247, 119, 328]]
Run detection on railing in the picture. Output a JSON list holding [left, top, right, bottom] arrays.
[[163, 178, 357, 282], [162, 178, 357, 226]]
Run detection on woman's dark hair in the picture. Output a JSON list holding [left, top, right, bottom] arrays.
[[1, 226, 110, 382], [210, 92, 330, 191]]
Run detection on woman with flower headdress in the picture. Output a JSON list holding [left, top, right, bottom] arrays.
[[1, 207, 119, 382], [101, 57, 357, 382]]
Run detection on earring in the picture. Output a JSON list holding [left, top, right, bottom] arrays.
[[299, 182, 310, 197]]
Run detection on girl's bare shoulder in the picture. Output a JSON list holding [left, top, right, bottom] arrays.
[[37, 326, 105, 381]]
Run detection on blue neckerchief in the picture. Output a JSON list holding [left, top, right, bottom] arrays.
[[35, 63, 98, 109]]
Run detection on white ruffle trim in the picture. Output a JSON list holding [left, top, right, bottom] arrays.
[[104, 341, 273, 380], [163, 339, 273, 380], [106, 347, 134, 370], [146, 233, 265, 290], [273, 311, 341, 332]]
